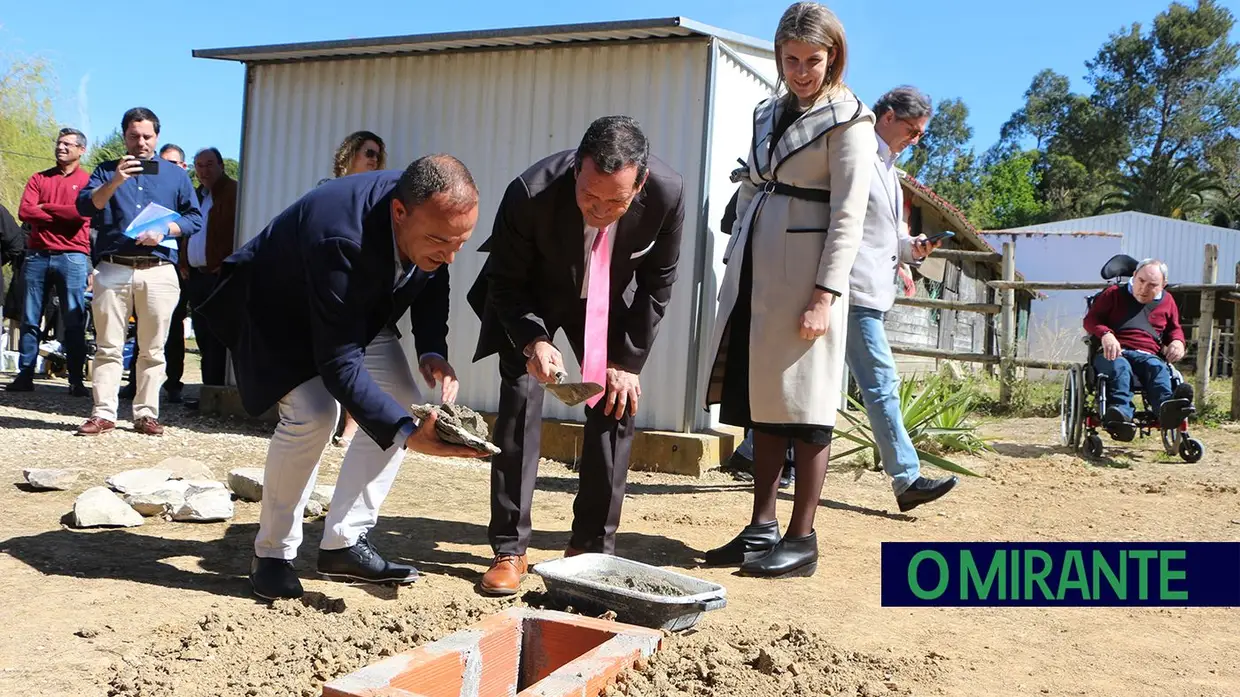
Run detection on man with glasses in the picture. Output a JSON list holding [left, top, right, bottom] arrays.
[[847, 85, 956, 512], [7, 128, 93, 396]]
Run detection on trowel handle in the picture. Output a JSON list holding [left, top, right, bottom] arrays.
[[553, 370, 568, 384]]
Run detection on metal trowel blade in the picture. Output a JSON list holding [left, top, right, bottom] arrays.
[[545, 381, 604, 407]]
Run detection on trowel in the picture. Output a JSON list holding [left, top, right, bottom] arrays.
[[544, 370, 604, 407]]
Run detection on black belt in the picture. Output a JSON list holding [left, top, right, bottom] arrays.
[[759, 180, 831, 203], [102, 255, 168, 270]]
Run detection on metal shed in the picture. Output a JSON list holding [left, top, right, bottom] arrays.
[[194, 17, 778, 433]]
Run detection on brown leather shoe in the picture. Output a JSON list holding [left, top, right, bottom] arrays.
[[133, 416, 164, 436], [76, 417, 115, 436], [479, 554, 527, 596]]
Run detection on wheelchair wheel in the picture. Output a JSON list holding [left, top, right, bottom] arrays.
[[1179, 438, 1204, 464], [1060, 366, 1084, 449], [1083, 434, 1104, 459], [1161, 428, 1181, 456]]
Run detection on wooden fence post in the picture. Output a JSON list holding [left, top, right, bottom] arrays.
[[1231, 262, 1240, 419], [998, 242, 1016, 409], [1195, 245, 1219, 413]]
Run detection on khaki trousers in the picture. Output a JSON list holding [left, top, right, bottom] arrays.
[[90, 261, 181, 421]]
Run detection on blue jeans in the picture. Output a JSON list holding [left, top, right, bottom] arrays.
[[844, 306, 920, 495], [18, 251, 89, 383], [1092, 349, 1172, 420]]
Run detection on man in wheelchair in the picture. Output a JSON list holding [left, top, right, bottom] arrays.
[[1083, 258, 1194, 442]]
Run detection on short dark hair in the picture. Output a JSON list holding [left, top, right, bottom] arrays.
[[122, 107, 160, 135], [395, 154, 478, 211], [57, 127, 86, 149], [195, 147, 224, 166], [574, 115, 649, 184], [873, 86, 933, 121], [159, 144, 186, 161]]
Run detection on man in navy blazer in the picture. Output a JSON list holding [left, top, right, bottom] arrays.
[[196, 154, 486, 600]]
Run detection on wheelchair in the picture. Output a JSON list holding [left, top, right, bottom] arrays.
[[1059, 254, 1204, 463]]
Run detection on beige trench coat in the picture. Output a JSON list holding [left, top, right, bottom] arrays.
[[705, 88, 876, 429]]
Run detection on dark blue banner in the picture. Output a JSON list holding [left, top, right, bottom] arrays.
[[881, 542, 1240, 606]]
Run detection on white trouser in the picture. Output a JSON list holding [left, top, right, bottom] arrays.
[[253, 329, 422, 560]]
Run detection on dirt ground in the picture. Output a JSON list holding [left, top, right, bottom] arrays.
[[1, 370, 1238, 697]]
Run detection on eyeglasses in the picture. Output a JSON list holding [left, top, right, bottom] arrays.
[[363, 148, 380, 159], [900, 119, 926, 140]]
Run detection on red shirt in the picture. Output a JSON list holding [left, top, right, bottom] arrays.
[[18, 166, 92, 254], [1084, 284, 1186, 355]]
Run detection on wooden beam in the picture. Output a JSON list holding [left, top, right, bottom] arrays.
[[998, 242, 1017, 408], [1196, 244, 1219, 413], [893, 297, 1002, 314], [890, 345, 999, 364], [987, 280, 1240, 292], [929, 249, 1002, 263]]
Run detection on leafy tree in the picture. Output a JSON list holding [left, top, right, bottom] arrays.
[[970, 150, 1047, 229], [85, 128, 126, 170], [0, 52, 58, 211], [1000, 70, 1074, 151]]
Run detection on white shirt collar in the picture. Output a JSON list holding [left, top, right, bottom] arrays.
[[877, 136, 897, 168]]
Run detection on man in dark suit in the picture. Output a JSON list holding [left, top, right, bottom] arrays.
[[196, 154, 487, 601], [467, 116, 685, 595]]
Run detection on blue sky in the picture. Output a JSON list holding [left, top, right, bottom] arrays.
[[4, 0, 1236, 162]]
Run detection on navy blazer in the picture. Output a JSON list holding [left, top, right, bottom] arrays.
[[195, 170, 450, 450]]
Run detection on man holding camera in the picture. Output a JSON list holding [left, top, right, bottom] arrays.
[[75, 107, 201, 436]]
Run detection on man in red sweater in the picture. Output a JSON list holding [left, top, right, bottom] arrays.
[[1083, 258, 1191, 437], [6, 128, 92, 395]]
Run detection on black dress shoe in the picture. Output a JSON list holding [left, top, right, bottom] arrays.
[[5, 376, 34, 392], [68, 383, 91, 398], [703, 520, 781, 566], [250, 556, 303, 600], [779, 461, 795, 489], [1172, 383, 1194, 402], [317, 532, 418, 584], [739, 531, 818, 578], [1102, 407, 1136, 442], [897, 476, 959, 513]]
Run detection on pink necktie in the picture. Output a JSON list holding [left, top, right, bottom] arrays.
[[582, 225, 610, 408]]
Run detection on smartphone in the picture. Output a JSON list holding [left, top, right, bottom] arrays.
[[925, 230, 955, 244], [138, 159, 160, 176]]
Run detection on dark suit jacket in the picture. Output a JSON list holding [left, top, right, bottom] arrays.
[[467, 150, 685, 374], [195, 170, 450, 449], [0, 204, 25, 312]]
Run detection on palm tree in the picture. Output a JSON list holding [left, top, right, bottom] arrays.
[[1096, 157, 1226, 219]]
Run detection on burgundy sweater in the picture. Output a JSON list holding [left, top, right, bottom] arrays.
[[1084, 284, 1185, 356], [18, 166, 92, 254]]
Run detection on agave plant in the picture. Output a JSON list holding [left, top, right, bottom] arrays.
[[834, 375, 988, 478]]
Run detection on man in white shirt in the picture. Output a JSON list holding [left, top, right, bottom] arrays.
[[185, 147, 237, 395]]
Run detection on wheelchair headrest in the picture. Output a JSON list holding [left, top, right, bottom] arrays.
[[1101, 254, 1139, 280]]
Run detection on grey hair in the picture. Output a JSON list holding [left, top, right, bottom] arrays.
[[395, 154, 478, 211], [57, 127, 87, 149], [873, 86, 933, 121], [1135, 258, 1169, 283]]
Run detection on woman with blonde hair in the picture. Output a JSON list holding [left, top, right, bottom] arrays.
[[703, 2, 875, 578], [323, 130, 387, 446]]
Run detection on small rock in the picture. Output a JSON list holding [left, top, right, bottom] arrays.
[[73, 487, 144, 528], [755, 647, 791, 675], [172, 487, 235, 522], [227, 468, 265, 502], [106, 468, 173, 495], [1230, 519, 1240, 526], [23, 468, 83, 491], [411, 403, 501, 455], [74, 628, 98, 639], [157, 457, 214, 481], [304, 500, 325, 518], [310, 485, 335, 509]]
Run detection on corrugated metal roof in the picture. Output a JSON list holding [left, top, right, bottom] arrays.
[[193, 17, 773, 64]]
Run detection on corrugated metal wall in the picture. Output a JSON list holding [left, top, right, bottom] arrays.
[[690, 44, 777, 430], [237, 40, 710, 431], [1007, 212, 1240, 284]]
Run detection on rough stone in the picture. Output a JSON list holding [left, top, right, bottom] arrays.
[[157, 457, 215, 481], [23, 468, 83, 491], [73, 487, 144, 528], [106, 468, 174, 495], [410, 403, 501, 455], [304, 500, 325, 518], [310, 485, 335, 509], [124, 480, 190, 517], [227, 468, 265, 502], [172, 486, 235, 522]]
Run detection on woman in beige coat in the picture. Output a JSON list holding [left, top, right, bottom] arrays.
[[703, 2, 875, 578]]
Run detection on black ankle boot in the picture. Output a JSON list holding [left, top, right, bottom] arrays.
[[703, 521, 781, 566], [739, 531, 818, 578]]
